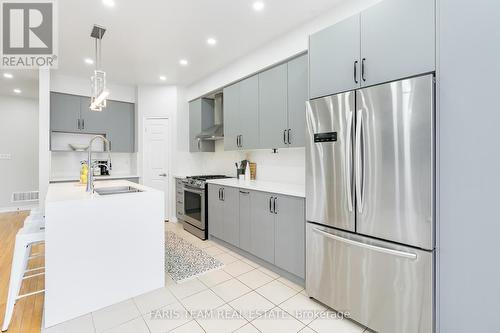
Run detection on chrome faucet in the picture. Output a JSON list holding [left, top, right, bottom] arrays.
[[86, 135, 112, 192]]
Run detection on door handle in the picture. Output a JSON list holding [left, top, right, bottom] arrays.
[[355, 110, 365, 213], [159, 173, 167, 177], [283, 130, 287, 145], [239, 190, 249, 194], [81, 118, 85, 130], [269, 196, 273, 213], [361, 58, 366, 82], [221, 188, 225, 201], [197, 139, 201, 151], [239, 135, 243, 148], [287, 129, 291, 145], [312, 227, 417, 260], [77, 119, 81, 130], [354, 60, 359, 84], [273, 197, 278, 214], [345, 111, 354, 212], [218, 188, 222, 200]]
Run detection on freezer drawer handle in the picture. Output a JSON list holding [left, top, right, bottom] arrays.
[[312, 227, 417, 260]]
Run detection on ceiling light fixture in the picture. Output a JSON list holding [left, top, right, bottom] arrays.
[[159, 75, 167, 81], [3, 73, 13, 79], [13, 89, 21, 94], [252, 1, 265, 11], [102, 0, 115, 7], [179, 59, 189, 66], [84, 58, 94, 65], [207, 38, 217, 46], [89, 25, 109, 112]]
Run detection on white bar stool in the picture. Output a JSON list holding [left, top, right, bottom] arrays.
[[2, 222, 45, 332]]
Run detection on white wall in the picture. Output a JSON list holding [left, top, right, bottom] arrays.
[[0, 95, 39, 210], [136, 85, 179, 219], [182, 0, 381, 185], [39, 69, 50, 209]]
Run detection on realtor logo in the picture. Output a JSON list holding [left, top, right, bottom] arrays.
[[1, 0, 58, 68]]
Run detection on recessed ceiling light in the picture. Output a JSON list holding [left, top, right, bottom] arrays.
[[207, 38, 217, 46], [13, 89, 21, 94], [159, 75, 167, 81], [84, 58, 94, 65], [252, 1, 265, 11], [102, 0, 115, 7], [3, 73, 13, 79], [179, 59, 189, 66]]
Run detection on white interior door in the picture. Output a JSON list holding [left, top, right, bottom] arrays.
[[144, 118, 169, 219]]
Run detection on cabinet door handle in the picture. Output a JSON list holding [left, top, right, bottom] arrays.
[[361, 58, 366, 82], [197, 139, 201, 151], [239, 135, 243, 148], [287, 129, 291, 145], [354, 60, 359, 84], [218, 188, 221, 200], [273, 197, 278, 214], [236, 135, 240, 148], [222, 188, 225, 201], [283, 130, 287, 144], [269, 197, 273, 213], [239, 190, 249, 194]]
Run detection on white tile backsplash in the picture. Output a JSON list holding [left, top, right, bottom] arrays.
[[50, 151, 137, 179]]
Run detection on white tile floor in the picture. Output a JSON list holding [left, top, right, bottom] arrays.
[[43, 222, 369, 333]]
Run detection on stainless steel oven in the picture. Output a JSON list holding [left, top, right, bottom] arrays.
[[183, 184, 205, 230]]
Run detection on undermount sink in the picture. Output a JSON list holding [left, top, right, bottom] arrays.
[[94, 186, 143, 196]]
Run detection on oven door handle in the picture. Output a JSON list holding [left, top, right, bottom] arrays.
[[183, 186, 204, 194]]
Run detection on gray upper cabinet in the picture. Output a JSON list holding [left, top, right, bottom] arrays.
[[238, 75, 260, 150], [309, 14, 361, 99], [223, 76, 260, 151], [223, 83, 240, 151], [238, 190, 252, 253], [222, 187, 240, 247], [274, 194, 305, 278], [360, 0, 435, 87], [259, 63, 288, 149], [250, 191, 275, 264], [309, 0, 435, 97], [50, 92, 81, 132], [50, 92, 136, 152], [105, 101, 135, 152], [287, 54, 308, 147], [189, 98, 215, 153]]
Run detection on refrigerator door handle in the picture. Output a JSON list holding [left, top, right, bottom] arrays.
[[312, 227, 417, 260], [355, 110, 365, 213], [345, 111, 354, 212]]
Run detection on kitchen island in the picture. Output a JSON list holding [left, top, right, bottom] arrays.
[[44, 180, 165, 328]]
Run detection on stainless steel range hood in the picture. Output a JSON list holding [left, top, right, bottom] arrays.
[[196, 93, 224, 141]]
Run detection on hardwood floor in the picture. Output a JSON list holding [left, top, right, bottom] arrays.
[[0, 211, 44, 333]]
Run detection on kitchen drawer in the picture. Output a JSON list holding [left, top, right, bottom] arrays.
[[306, 223, 433, 333]]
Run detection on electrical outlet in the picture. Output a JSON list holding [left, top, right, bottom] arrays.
[[0, 154, 12, 160]]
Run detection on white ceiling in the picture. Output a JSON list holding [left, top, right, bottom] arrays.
[[55, 0, 345, 86]]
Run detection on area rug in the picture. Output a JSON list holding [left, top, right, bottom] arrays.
[[166, 231, 224, 283]]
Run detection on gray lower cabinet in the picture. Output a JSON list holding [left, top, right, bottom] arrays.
[[222, 187, 240, 247], [287, 54, 308, 148], [208, 185, 224, 239], [208, 184, 305, 278], [274, 195, 305, 278], [259, 63, 288, 149], [309, 14, 361, 99], [360, 0, 435, 87], [50, 92, 136, 152], [176, 178, 184, 221], [250, 191, 276, 264], [208, 185, 239, 245], [223, 75, 259, 151], [189, 98, 215, 152], [238, 190, 252, 253]]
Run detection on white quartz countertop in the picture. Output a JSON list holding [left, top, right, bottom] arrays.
[[46, 180, 157, 203], [50, 174, 140, 183], [206, 178, 305, 198]]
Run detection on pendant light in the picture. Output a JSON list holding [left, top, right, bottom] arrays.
[[89, 25, 109, 111]]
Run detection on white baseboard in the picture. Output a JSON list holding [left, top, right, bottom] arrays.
[[0, 203, 39, 213]]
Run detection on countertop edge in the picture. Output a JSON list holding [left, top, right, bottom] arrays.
[[206, 179, 305, 198]]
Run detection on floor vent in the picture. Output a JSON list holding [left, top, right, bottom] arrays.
[[12, 191, 39, 202]]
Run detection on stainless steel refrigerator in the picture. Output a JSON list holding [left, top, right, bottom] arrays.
[[305, 74, 434, 333]]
